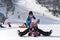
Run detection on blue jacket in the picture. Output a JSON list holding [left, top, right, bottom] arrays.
[[26, 16, 36, 28]]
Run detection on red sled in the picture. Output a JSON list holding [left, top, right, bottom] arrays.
[[19, 24, 26, 28]]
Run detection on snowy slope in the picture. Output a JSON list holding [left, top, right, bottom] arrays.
[[4, 0, 60, 24], [0, 0, 60, 24]]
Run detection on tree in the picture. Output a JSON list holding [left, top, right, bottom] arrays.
[[1, 0, 16, 18]]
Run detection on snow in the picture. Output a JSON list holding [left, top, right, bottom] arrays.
[[0, 0, 60, 40], [0, 24, 60, 40], [17, 0, 51, 15], [0, 0, 60, 24], [3, 0, 60, 24]]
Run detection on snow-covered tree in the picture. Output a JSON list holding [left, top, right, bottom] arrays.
[[1, 0, 18, 18]]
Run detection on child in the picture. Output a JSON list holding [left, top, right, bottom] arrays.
[[28, 18, 40, 37], [17, 11, 52, 37], [25, 11, 36, 28]]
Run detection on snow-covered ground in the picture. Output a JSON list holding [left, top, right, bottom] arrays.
[[0, 24, 60, 40], [0, 0, 60, 40]]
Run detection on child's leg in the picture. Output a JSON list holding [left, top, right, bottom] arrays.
[[28, 33, 32, 36], [42, 30, 52, 36], [18, 28, 29, 36], [37, 28, 52, 36], [38, 33, 40, 36]]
